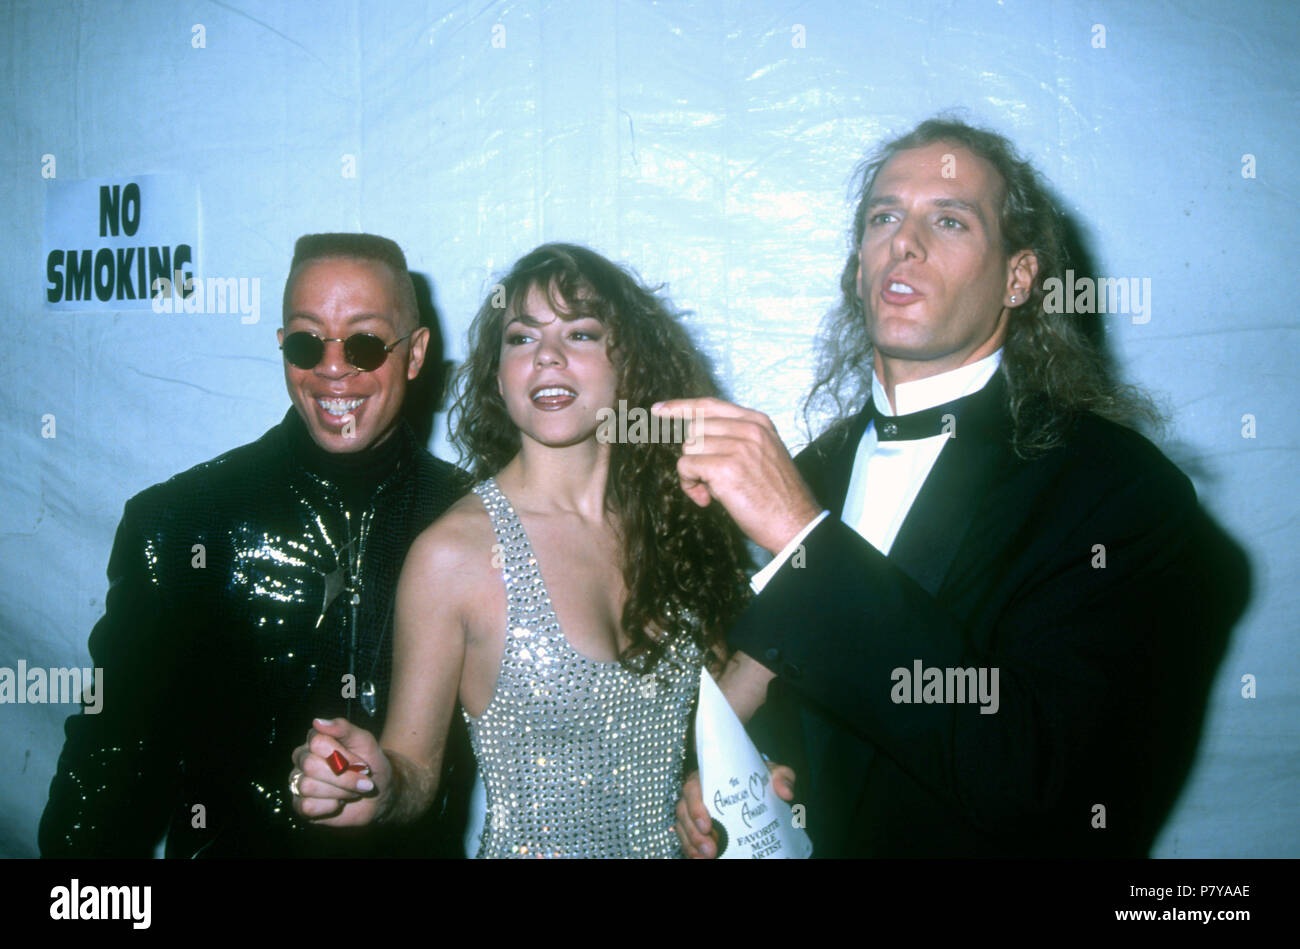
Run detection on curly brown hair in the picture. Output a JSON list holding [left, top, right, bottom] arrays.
[[450, 243, 752, 673], [807, 115, 1162, 458]]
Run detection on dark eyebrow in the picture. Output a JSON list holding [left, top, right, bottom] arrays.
[[865, 194, 989, 229], [933, 197, 989, 229], [505, 312, 602, 328]]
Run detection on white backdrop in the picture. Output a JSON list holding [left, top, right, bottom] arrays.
[[1, 0, 1297, 857]]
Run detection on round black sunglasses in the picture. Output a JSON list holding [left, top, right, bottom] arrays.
[[280, 331, 413, 371]]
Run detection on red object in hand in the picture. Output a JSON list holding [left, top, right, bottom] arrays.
[[326, 750, 349, 775], [346, 762, 371, 774]]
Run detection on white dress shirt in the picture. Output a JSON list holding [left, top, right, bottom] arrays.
[[752, 349, 1003, 592]]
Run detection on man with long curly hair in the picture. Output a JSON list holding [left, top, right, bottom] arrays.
[[667, 118, 1246, 857]]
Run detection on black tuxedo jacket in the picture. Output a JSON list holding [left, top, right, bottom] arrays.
[[730, 370, 1242, 857]]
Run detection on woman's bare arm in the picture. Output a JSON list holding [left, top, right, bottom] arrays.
[[291, 504, 483, 826], [374, 510, 481, 822], [716, 648, 774, 725]]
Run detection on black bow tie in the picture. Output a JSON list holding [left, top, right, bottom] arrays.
[[870, 396, 965, 442]]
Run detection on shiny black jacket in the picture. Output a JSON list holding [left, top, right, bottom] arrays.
[[39, 410, 471, 857]]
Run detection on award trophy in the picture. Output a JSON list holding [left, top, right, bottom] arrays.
[[695, 667, 813, 859]]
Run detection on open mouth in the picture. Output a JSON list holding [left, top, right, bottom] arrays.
[[315, 396, 366, 418], [530, 385, 577, 409], [881, 279, 923, 305]]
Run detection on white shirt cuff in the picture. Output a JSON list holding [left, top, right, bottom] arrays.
[[749, 511, 830, 594]]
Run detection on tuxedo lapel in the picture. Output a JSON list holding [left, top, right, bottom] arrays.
[[788, 373, 1017, 854], [788, 407, 878, 845], [798, 370, 1016, 598], [797, 407, 871, 519], [886, 370, 1015, 597]]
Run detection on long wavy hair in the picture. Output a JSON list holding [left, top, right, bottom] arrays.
[[450, 243, 752, 673], [807, 116, 1162, 458]]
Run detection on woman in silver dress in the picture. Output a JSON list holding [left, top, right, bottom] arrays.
[[289, 243, 753, 856]]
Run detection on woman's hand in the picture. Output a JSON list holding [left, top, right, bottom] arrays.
[[289, 717, 391, 826]]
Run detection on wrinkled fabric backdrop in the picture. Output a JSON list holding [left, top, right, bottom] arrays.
[[2, 0, 1296, 857]]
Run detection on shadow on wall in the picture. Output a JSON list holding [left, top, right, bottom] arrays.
[[403, 272, 453, 450], [1056, 201, 1213, 488], [1143, 511, 1251, 854], [1034, 201, 1253, 853]]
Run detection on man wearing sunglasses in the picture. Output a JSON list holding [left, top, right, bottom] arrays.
[[39, 233, 471, 857]]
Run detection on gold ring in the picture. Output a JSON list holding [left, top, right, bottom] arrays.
[[289, 769, 303, 797]]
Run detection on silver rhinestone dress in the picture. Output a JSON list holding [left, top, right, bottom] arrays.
[[464, 479, 701, 858]]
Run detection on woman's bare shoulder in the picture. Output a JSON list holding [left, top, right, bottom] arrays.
[[403, 491, 497, 586]]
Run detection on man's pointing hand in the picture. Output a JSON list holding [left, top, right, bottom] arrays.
[[652, 397, 822, 554]]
